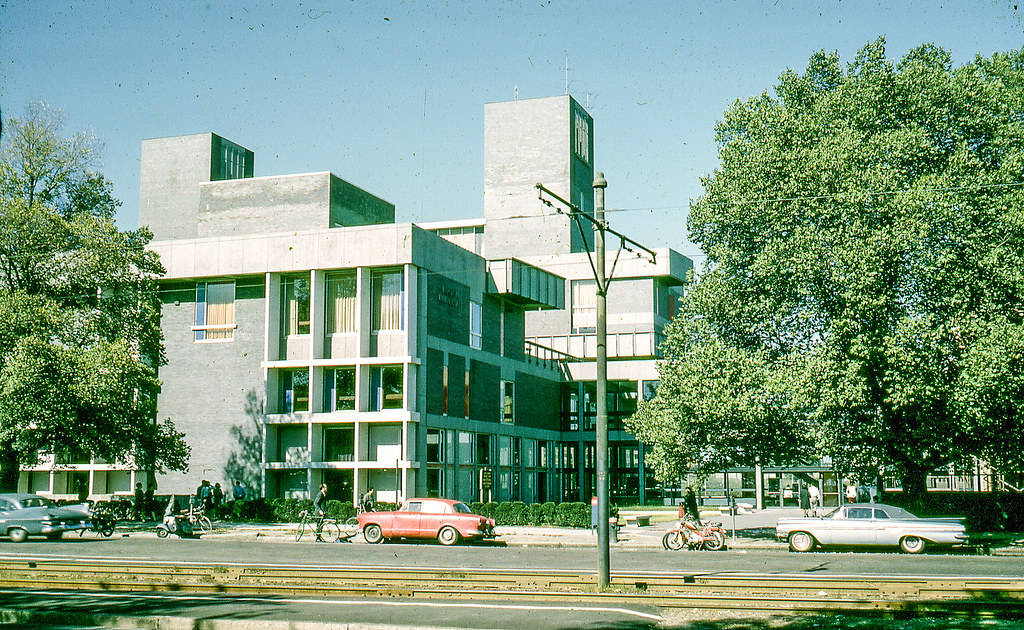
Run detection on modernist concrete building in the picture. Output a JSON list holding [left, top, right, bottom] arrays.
[[19, 95, 691, 505]]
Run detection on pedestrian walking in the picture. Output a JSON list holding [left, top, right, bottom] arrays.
[[799, 483, 810, 516], [808, 483, 821, 516], [213, 482, 224, 507], [845, 484, 857, 504]]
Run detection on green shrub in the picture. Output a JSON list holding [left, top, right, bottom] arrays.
[[540, 502, 557, 524], [553, 502, 590, 528]]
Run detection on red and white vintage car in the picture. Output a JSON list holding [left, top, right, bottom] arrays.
[[358, 498, 497, 545]]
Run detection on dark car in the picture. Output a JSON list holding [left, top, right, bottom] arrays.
[[0, 493, 90, 542], [358, 498, 497, 545]]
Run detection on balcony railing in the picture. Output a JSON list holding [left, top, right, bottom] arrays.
[[526, 330, 665, 360]]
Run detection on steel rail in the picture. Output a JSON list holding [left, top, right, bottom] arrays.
[[0, 559, 1020, 615]]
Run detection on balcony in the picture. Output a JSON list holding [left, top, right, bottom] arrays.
[[525, 330, 665, 360]]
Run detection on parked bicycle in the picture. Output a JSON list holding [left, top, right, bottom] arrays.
[[662, 519, 727, 551], [185, 504, 212, 534]]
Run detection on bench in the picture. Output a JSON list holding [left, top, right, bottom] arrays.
[[624, 514, 652, 527]]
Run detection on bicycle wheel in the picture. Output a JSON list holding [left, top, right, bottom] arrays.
[[318, 521, 340, 543], [196, 515, 212, 534], [341, 516, 359, 538], [295, 517, 306, 542]]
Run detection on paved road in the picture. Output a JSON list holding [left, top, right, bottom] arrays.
[[0, 535, 1020, 577], [0, 588, 665, 630]]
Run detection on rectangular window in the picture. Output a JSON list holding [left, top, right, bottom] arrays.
[[477, 433, 491, 465], [464, 369, 470, 418], [457, 431, 475, 465], [442, 354, 449, 415], [194, 280, 235, 341], [571, 279, 596, 333], [427, 428, 445, 463], [323, 426, 354, 461], [325, 367, 356, 411], [469, 300, 482, 349], [282, 369, 309, 413], [501, 380, 515, 424], [369, 365, 403, 410], [326, 272, 357, 333], [372, 269, 404, 331], [282, 276, 310, 336]]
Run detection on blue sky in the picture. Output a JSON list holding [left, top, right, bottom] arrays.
[[3, 1, 1021, 260]]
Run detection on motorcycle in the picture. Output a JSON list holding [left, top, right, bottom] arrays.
[[662, 519, 727, 551], [69, 503, 116, 538]]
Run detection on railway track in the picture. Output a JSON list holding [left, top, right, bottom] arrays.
[[0, 558, 1021, 616]]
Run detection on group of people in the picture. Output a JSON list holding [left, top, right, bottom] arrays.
[[798, 482, 822, 516], [195, 479, 248, 510], [131, 480, 249, 522]]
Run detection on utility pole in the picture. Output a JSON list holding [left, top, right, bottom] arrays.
[[536, 175, 655, 589], [594, 173, 610, 587]]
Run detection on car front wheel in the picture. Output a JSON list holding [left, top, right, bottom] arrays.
[[899, 535, 926, 554], [8, 528, 28, 543], [363, 523, 384, 544], [437, 526, 460, 546], [788, 531, 815, 552]]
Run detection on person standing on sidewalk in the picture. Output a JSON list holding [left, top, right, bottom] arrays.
[[799, 483, 810, 516], [134, 483, 146, 521], [683, 487, 701, 525]]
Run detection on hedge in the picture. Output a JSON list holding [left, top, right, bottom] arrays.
[[64, 496, 602, 528], [881, 492, 1024, 532]]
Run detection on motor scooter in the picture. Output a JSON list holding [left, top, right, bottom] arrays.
[[156, 512, 201, 539], [662, 519, 727, 551]]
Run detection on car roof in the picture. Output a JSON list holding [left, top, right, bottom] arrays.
[[0, 493, 42, 501]]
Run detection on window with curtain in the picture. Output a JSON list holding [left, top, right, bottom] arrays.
[[326, 272, 357, 333], [194, 281, 235, 341], [501, 380, 515, 424], [571, 279, 596, 333], [372, 270, 403, 331], [282, 276, 310, 336]]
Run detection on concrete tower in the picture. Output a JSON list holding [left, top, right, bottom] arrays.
[[483, 95, 595, 259]]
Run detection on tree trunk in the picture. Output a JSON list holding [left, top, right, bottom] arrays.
[[0, 447, 21, 492], [901, 466, 929, 512]]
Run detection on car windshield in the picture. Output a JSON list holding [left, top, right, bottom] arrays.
[[19, 497, 54, 509], [452, 502, 472, 514]]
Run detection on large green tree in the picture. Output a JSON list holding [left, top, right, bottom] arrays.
[[0, 103, 188, 490], [628, 40, 1024, 503]]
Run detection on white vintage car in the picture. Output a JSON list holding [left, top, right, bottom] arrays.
[[776, 503, 968, 553]]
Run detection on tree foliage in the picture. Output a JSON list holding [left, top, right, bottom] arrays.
[[0, 103, 189, 490], [628, 40, 1024, 501]]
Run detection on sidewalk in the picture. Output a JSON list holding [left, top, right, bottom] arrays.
[[116, 508, 1024, 554], [116, 508, 796, 550]]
